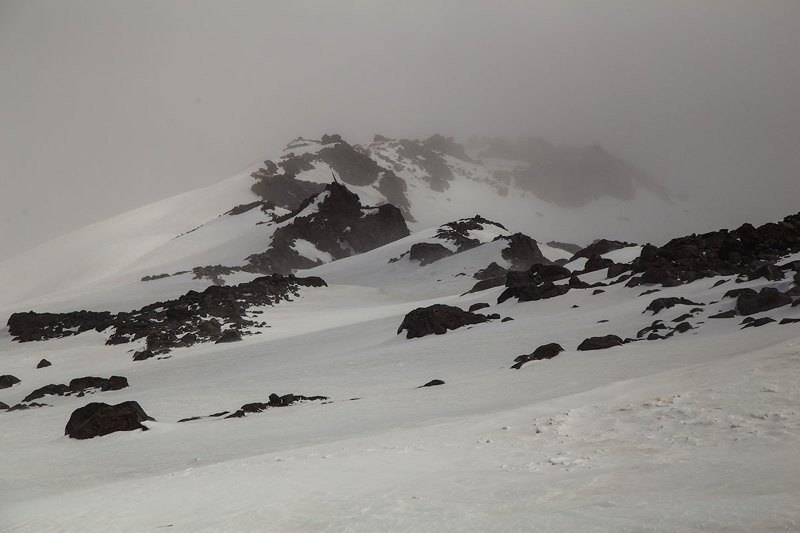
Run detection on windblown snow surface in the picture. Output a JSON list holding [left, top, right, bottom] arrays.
[[1, 144, 799, 531]]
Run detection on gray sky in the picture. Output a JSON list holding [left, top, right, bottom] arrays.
[[1, 0, 799, 259]]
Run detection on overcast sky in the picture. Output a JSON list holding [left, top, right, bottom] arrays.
[[1, 1, 799, 260]]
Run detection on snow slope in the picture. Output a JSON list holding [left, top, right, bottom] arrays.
[[1, 136, 799, 532]]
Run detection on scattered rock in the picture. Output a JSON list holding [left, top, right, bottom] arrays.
[[674, 322, 693, 333], [511, 343, 564, 369], [215, 330, 243, 344], [474, 262, 507, 280], [132, 349, 155, 361], [735, 287, 792, 316], [36, 359, 51, 369], [779, 317, 800, 325], [408, 243, 454, 266], [709, 310, 736, 319], [501, 317, 514, 322], [577, 335, 624, 351], [65, 401, 154, 439], [419, 379, 445, 388], [644, 297, 703, 315], [22, 376, 128, 403], [741, 317, 776, 329], [0, 375, 21, 389], [592, 289, 605, 295], [468, 303, 490, 313], [397, 304, 489, 339]]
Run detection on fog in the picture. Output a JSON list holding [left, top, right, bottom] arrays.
[[1, 0, 799, 260]]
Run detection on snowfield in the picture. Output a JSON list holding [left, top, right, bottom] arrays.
[[1, 139, 799, 532]]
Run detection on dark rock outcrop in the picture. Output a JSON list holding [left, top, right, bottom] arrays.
[[498, 281, 569, 304], [397, 304, 489, 339], [36, 359, 51, 369], [644, 297, 703, 315], [409, 243, 454, 266], [0, 375, 21, 389], [498, 233, 553, 270], [247, 183, 409, 274], [65, 401, 154, 439], [577, 335, 624, 351], [511, 343, 564, 369], [468, 303, 490, 313], [8, 310, 115, 343], [630, 212, 800, 286], [215, 330, 243, 344], [8, 274, 326, 355], [23, 376, 128, 403], [224, 393, 328, 419], [571, 239, 633, 261], [735, 287, 792, 316], [474, 262, 508, 280]]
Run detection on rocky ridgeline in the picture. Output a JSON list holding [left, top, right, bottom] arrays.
[[250, 134, 413, 218], [246, 182, 409, 274], [628, 213, 800, 287], [7, 274, 326, 355]]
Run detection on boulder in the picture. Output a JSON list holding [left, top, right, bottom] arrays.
[[741, 317, 776, 329], [511, 343, 564, 369], [498, 281, 569, 304], [65, 401, 154, 439], [468, 303, 490, 313], [474, 262, 507, 280], [215, 330, 243, 344], [132, 349, 155, 361], [577, 335, 624, 351], [735, 287, 792, 316], [645, 297, 703, 315], [419, 379, 445, 388], [408, 242, 454, 266], [397, 304, 489, 339], [0, 375, 21, 389], [674, 322, 693, 333], [36, 359, 51, 369]]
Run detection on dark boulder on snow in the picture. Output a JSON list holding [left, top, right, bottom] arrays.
[[215, 330, 243, 344], [0, 401, 9, 410], [571, 239, 633, 261], [36, 359, 51, 369], [779, 317, 800, 325], [474, 262, 508, 280], [418, 379, 445, 388], [465, 276, 506, 294], [577, 335, 624, 351], [511, 343, 564, 369], [23, 376, 128, 403], [224, 393, 329, 419], [644, 297, 703, 315], [741, 317, 776, 329], [674, 322, 694, 333], [735, 287, 792, 316], [0, 375, 21, 389], [7, 310, 115, 343], [499, 232, 553, 270], [65, 401, 154, 440], [409, 242, 454, 266], [709, 310, 736, 319], [132, 349, 155, 361], [607, 263, 632, 279], [747, 263, 785, 282], [498, 281, 569, 304], [582, 254, 614, 273], [397, 304, 489, 339], [506, 264, 571, 287], [468, 303, 490, 313]]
